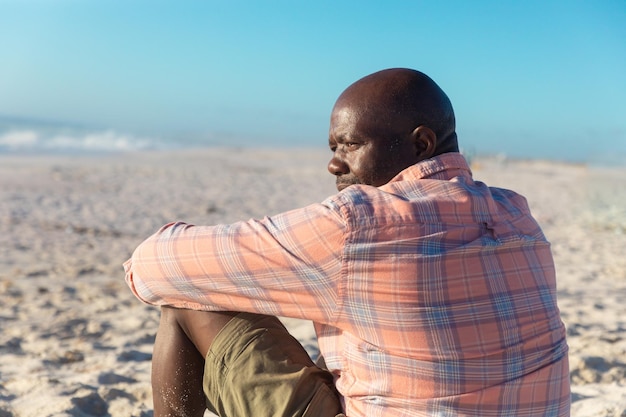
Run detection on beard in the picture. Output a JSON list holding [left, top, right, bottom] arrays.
[[335, 175, 362, 191]]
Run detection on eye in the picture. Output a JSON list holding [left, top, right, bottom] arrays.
[[345, 141, 360, 149]]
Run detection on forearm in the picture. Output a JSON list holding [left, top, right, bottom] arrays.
[[123, 205, 346, 321], [124, 222, 202, 308]]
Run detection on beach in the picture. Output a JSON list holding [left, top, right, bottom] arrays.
[[1, 148, 625, 416]]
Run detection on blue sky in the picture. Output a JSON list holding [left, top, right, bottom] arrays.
[[0, 0, 624, 162]]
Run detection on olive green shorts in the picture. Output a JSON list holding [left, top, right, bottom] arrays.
[[203, 312, 344, 417]]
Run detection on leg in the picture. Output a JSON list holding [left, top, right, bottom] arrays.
[[151, 306, 238, 417], [152, 308, 343, 417], [202, 312, 343, 417]]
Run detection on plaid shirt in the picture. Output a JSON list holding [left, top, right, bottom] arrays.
[[125, 153, 570, 416]]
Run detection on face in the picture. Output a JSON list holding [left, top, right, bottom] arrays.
[[327, 102, 419, 191]]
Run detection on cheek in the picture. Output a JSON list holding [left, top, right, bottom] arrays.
[[348, 153, 368, 176], [364, 153, 404, 186], [350, 154, 382, 185], [346, 144, 398, 186]]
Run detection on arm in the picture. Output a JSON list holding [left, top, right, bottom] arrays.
[[124, 201, 346, 323]]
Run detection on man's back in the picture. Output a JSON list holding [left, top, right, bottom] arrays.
[[316, 153, 570, 416]]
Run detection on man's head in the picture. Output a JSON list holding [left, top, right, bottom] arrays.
[[328, 68, 458, 191]]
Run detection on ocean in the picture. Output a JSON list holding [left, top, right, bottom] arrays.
[[0, 116, 180, 154], [0, 115, 322, 154], [1, 115, 624, 167]]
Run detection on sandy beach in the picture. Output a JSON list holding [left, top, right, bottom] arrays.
[[1, 148, 624, 416]]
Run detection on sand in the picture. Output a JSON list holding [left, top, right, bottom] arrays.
[[0, 148, 624, 416]]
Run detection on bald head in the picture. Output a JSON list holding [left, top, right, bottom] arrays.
[[334, 68, 458, 156], [327, 69, 459, 190]]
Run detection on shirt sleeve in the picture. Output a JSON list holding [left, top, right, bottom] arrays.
[[124, 200, 346, 324]]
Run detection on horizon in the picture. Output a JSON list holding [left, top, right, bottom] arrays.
[[1, 1, 625, 163]]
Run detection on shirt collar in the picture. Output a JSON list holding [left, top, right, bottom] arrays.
[[389, 152, 472, 183]]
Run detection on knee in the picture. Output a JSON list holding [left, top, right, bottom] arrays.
[[160, 308, 240, 357], [158, 306, 195, 338]]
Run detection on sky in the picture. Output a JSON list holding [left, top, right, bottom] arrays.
[[0, 0, 625, 162]]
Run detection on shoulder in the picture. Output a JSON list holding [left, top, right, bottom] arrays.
[[323, 184, 422, 229]]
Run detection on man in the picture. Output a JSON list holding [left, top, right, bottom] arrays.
[[125, 68, 570, 416]]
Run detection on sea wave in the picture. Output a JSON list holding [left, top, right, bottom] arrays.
[[0, 128, 167, 153]]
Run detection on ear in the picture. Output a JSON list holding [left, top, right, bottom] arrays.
[[410, 126, 437, 160]]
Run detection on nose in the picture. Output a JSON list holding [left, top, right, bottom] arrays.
[[327, 153, 349, 176]]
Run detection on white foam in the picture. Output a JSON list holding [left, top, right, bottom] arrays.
[[0, 129, 39, 148], [0, 128, 160, 153]]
